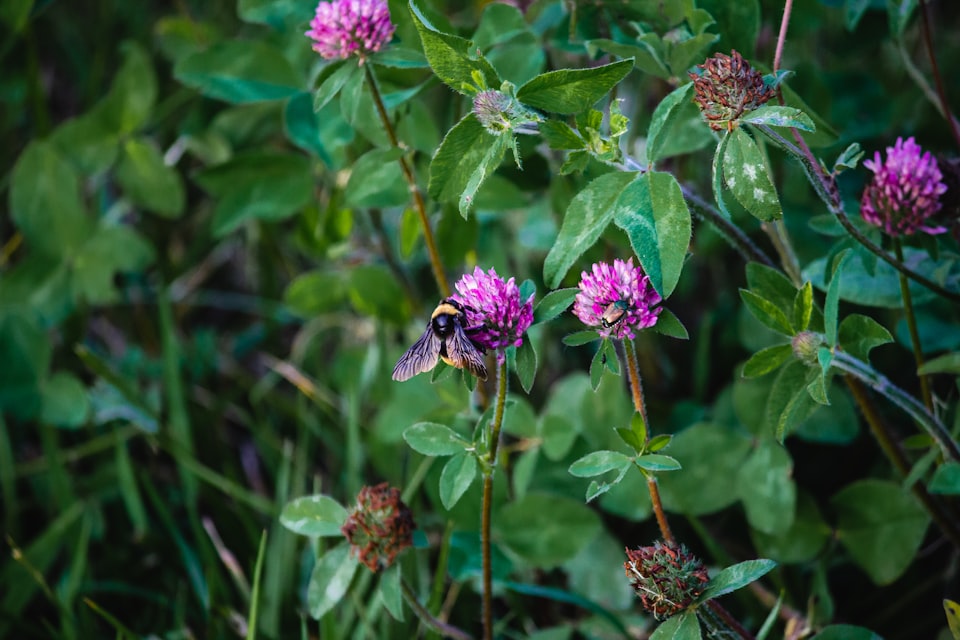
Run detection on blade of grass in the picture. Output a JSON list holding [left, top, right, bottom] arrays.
[[38, 422, 74, 511], [153, 433, 274, 515], [59, 511, 93, 637], [83, 599, 138, 640], [0, 503, 84, 636], [246, 530, 268, 640], [0, 413, 18, 537], [262, 438, 298, 635], [157, 285, 197, 505], [15, 425, 140, 478], [115, 440, 148, 538], [140, 475, 210, 611]]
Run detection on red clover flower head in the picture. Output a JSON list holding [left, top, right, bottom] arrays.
[[306, 0, 395, 62], [573, 258, 662, 340], [452, 267, 534, 359], [624, 542, 709, 620], [860, 136, 948, 237], [341, 483, 415, 572]]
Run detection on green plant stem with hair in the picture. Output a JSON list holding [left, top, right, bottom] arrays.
[[401, 578, 474, 640], [893, 237, 933, 410], [481, 357, 508, 640], [844, 376, 960, 548], [917, 0, 960, 149], [829, 349, 960, 462], [623, 339, 675, 545], [364, 63, 450, 298]]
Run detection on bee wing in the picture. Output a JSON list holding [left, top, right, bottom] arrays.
[[392, 326, 442, 381], [446, 326, 488, 381]]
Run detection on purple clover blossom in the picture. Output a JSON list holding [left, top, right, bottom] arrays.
[[306, 0, 395, 62], [573, 258, 662, 340], [452, 267, 534, 360], [860, 136, 948, 237]]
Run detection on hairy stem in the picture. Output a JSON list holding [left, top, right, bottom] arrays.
[[681, 185, 776, 268], [893, 238, 933, 410], [624, 339, 675, 544], [845, 376, 960, 549], [918, 0, 960, 149], [762, 219, 802, 286], [830, 349, 960, 462], [364, 64, 450, 298], [481, 357, 508, 640], [773, 0, 794, 74], [898, 40, 960, 140], [402, 578, 474, 640]]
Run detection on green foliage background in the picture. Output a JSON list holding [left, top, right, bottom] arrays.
[[2, 0, 960, 638]]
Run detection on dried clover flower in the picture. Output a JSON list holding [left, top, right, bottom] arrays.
[[624, 542, 710, 620], [341, 483, 415, 572], [690, 50, 774, 131]]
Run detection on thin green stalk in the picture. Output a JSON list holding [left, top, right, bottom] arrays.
[[623, 340, 675, 545], [364, 63, 450, 298], [893, 237, 933, 410], [701, 599, 756, 640], [761, 219, 802, 286], [402, 579, 474, 640], [830, 349, 960, 462], [681, 185, 776, 269], [844, 376, 960, 548], [482, 357, 508, 640], [918, 0, 960, 149]]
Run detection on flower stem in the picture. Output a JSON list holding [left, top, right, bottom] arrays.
[[829, 349, 960, 462], [773, 0, 794, 74], [702, 599, 756, 640], [681, 185, 776, 268], [761, 219, 802, 287], [364, 63, 450, 298], [893, 237, 933, 411], [624, 339, 675, 544], [401, 578, 474, 640], [624, 339, 648, 425], [918, 0, 960, 149], [481, 356, 508, 640], [844, 375, 960, 548]]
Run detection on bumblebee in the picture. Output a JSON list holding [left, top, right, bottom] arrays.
[[392, 298, 488, 381], [601, 299, 629, 328]]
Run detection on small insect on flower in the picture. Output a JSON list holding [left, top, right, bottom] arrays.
[[392, 298, 488, 381], [601, 299, 630, 329]]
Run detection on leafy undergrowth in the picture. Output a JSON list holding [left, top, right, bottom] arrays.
[[2, 1, 960, 639]]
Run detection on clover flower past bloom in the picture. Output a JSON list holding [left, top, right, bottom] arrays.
[[453, 266, 534, 359], [573, 258, 661, 340], [860, 136, 948, 237], [624, 542, 709, 620], [341, 483, 415, 572], [306, 0, 395, 62], [689, 50, 774, 131]]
